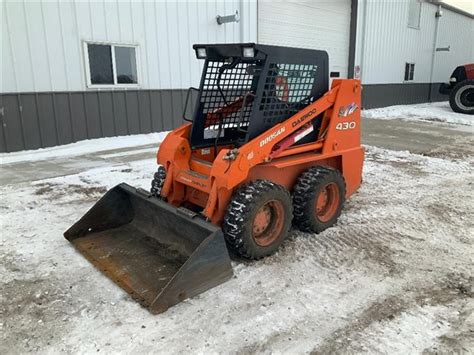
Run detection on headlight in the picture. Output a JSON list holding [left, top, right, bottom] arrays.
[[242, 47, 255, 58], [195, 47, 207, 59], [449, 77, 457, 83]]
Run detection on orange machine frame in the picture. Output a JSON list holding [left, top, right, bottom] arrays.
[[157, 79, 364, 225]]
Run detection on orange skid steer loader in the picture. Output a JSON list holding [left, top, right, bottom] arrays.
[[65, 43, 364, 314]]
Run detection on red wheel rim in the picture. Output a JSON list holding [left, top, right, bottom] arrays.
[[252, 200, 285, 247], [315, 183, 340, 223]]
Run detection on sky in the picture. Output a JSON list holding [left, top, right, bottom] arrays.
[[442, 0, 474, 14]]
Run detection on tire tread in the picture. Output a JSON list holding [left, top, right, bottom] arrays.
[[292, 166, 346, 233], [223, 180, 292, 259]]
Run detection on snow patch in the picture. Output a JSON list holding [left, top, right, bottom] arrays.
[[354, 304, 456, 354], [1, 142, 473, 353], [362, 102, 473, 126], [0, 132, 169, 165]]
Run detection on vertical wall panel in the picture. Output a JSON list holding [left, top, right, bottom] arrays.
[[241, 0, 258, 42], [58, 1, 84, 91], [177, 2, 191, 89], [142, 1, 161, 89], [54, 93, 74, 145], [69, 93, 88, 141], [160, 90, 174, 131], [84, 93, 102, 139], [186, 1, 201, 86], [42, 2, 70, 91], [2, 95, 25, 152], [162, 1, 178, 89], [2, 1, 17, 93], [18, 94, 43, 149], [97, 92, 116, 137], [36, 94, 58, 148], [117, 1, 134, 43], [104, 1, 120, 42], [23, 1, 51, 92], [4, 1, 36, 92], [19, 94, 42, 150], [0, 95, 7, 152], [125, 91, 140, 135], [132, 2, 150, 89], [0, 114, 6, 153], [88, 1, 108, 42], [137, 91, 152, 134], [149, 91, 164, 132], [112, 92, 128, 136], [171, 91, 185, 128]]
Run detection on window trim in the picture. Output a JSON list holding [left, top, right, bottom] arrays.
[[83, 41, 140, 89], [404, 62, 415, 82]]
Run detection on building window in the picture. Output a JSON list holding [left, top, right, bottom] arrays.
[[85, 43, 138, 87], [404, 63, 415, 81], [408, 0, 421, 29]]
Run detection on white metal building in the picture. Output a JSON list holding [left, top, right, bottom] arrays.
[[355, 0, 474, 105], [2, 1, 258, 92], [1, 0, 473, 152]]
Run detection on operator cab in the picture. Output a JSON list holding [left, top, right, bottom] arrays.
[[184, 43, 329, 150]]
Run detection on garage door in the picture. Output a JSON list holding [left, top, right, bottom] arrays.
[[258, 0, 352, 78]]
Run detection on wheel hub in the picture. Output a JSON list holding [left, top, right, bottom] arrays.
[[315, 183, 340, 223], [252, 200, 285, 247], [456, 84, 474, 110], [253, 206, 272, 235], [461, 89, 474, 107]]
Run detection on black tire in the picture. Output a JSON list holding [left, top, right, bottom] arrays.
[[150, 166, 166, 198], [293, 166, 346, 233], [222, 180, 293, 259], [449, 80, 474, 115]]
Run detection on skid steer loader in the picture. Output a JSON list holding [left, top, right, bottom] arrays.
[[65, 43, 364, 314]]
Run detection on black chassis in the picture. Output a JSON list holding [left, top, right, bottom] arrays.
[[439, 65, 469, 95]]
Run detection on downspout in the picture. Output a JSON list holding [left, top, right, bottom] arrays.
[[428, 4, 442, 101]]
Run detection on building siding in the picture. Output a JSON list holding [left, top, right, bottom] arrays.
[[0, 90, 195, 152], [433, 7, 474, 82], [2, 0, 257, 93], [357, 0, 437, 84], [355, 0, 473, 108], [1, 0, 257, 152], [1, 0, 473, 152], [355, 0, 473, 84], [361, 82, 446, 108]]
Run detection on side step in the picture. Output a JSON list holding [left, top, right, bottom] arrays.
[[64, 183, 233, 314]]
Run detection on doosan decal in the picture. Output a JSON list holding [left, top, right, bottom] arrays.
[[260, 127, 286, 147], [292, 108, 317, 127]]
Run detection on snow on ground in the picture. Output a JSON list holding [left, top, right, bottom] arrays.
[[0, 132, 169, 165], [362, 101, 473, 126], [1, 143, 473, 353]]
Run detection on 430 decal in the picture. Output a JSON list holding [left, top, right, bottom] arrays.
[[335, 121, 356, 130]]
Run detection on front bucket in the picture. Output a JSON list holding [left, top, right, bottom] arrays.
[[64, 183, 233, 314]]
